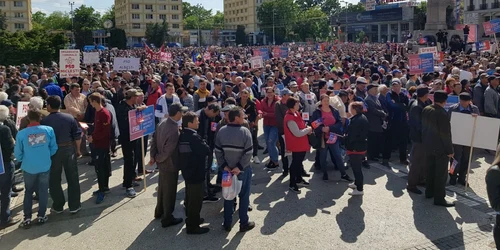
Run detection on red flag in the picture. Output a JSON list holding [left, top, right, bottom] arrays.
[[159, 44, 165, 53]]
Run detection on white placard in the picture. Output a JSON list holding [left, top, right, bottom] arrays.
[[250, 56, 263, 69], [418, 47, 439, 60], [83, 52, 99, 65], [15, 101, 29, 129], [113, 57, 140, 71], [302, 112, 310, 121], [451, 112, 500, 150], [59, 49, 80, 78]]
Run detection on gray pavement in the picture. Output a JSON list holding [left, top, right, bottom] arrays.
[[0, 125, 497, 250]]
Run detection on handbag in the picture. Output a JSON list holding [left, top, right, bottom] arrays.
[[308, 134, 321, 149]]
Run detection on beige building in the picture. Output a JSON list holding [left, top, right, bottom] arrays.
[[224, 0, 267, 44], [0, 0, 32, 32], [115, 0, 183, 46]]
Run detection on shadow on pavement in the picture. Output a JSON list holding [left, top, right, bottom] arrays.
[[336, 196, 365, 243]]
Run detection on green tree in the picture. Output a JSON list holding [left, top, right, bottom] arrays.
[[73, 5, 101, 48], [183, 3, 214, 30], [145, 20, 169, 47], [109, 28, 126, 49], [44, 11, 72, 31], [235, 25, 246, 45], [355, 30, 366, 43], [257, 0, 300, 44], [293, 6, 329, 42], [32, 11, 46, 25], [414, 1, 427, 30], [0, 10, 7, 30], [343, 2, 365, 12], [101, 5, 115, 28], [212, 11, 224, 30]]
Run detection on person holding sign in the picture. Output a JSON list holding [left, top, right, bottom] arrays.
[[311, 95, 352, 182], [421, 90, 455, 207], [447, 93, 479, 186]]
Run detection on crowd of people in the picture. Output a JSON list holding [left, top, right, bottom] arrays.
[[0, 42, 497, 243]]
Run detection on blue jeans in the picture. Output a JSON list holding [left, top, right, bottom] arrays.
[[223, 167, 252, 227], [263, 125, 279, 162], [320, 141, 346, 176], [0, 162, 14, 223], [24, 170, 50, 219]]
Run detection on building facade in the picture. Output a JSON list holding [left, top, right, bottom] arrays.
[[188, 29, 236, 46], [333, 6, 414, 43], [0, 0, 32, 32], [464, 0, 500, 39], [224, 0, 266, 44], [115, 0, 183, 47]]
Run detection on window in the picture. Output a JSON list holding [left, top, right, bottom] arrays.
[[171, 5, 179, 10], [145, 4, 152, 10], [172, 14, 179, 20], [132, 23, 140, 29], [14, 12, 23, 18], [131, 4, 139, 9], [172, 23, 180, 29], [14, 1, 23, 7], [132, 13, 140, 19], [14, 23, 24, 29], [159, 5, 166, 10], [146, 14, 153, 19], [159, 14, 166, 20], [0, 1, 5, 7]]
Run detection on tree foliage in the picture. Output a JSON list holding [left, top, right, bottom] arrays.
[[73, 5, 101, 49], [414, 1, 427, 30], [109, 29, 126, 49], [235, 25, 246, 45], [0, 10, 6, 30], [31, 11, 72, 31], [0, 30, 67, 65], [183, 2, 225, 30], [257, 0, 299, 44], [101, 5, 115, 27], [145, 21, 169, 47], [293, 6, 330, 42]]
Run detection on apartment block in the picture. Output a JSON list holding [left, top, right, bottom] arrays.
[[224, 0, 268, 44], [0, 0, 32, 32], [465, 0, 500, 38], [115, 0, 183, 46]]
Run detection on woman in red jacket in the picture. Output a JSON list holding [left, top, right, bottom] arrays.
[[284, 97, 312, 193], [261, 87, 280, 169]]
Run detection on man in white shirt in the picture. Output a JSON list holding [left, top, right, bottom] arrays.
[[155, 83, 181, 121]]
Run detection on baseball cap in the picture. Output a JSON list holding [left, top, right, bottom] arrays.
[[289, 81, 298, 88], [392, 78, 402, 85], [125, 89, 141, 98], [459, 92, 472, 101], [392, 69, 402, 75], [338, 90, 348, 97], [281, 88, 293, 96], [221, 104, 235, 112], [367, 84, 379, 91], [168, 102, 188, 114], [356, 77, 367, 85], [1, 100, 13, 107]]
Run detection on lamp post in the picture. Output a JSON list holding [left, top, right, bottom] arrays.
[[69, 2, 75, 44], [340, 1, 348, 42], [272, 8, 276, 45]]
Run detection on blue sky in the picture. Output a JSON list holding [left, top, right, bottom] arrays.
[[34, 0, 360, 14]]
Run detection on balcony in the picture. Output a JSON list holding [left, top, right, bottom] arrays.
[[467, 5, 475, 11], [480, 3, 488, 10], [493, 2, 500, 9]]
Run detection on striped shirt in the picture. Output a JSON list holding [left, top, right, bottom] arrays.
[[214, 124, 253, 170]]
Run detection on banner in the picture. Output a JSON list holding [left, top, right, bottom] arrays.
[[129, 106, 156, 141], [408, 53, 434, 74], [159, 52, 172, 62], [203, 52, 211, 61], [280, 47, 289, 58], [260, 48, 270, 60], [418, 47, 439, 59], [483, 19, 500, 36], [114, 57, 140, 71], [273, 47, 281, 58], [59, 49, 80, 78], [456, 24, 477, 43], [451, 112, 500, 150], [475, 40, 491, 51], [15, 101, 29, 129], [249, 56, 264, 69], [83, 52, 99, 65], [253, 49, 261, 56], [445, 95, 459, 111]]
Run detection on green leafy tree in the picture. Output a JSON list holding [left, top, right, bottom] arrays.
[[101, 5, 115, 28], [183, 3, 214, 30], [212, 11, 224, 29], [44, 11, 72, 31], [257, 0, 300, 44], [293, 6, 329, 42], [145, 21, 169, 47], [73, 5, 101, 48], [235, 25, 246, 45], [356, 30, 366, 43], [414, 1, 427, 30], [0, 10, 7, 30], [109, 28, 126, 49], [344, 2, 365, 12]]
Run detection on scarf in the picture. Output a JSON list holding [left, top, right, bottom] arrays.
[[195, 88, 210, 99]]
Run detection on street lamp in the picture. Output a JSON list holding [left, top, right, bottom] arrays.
[[340, 0, 348, 42], [272, 8, 276, 45], [69, 2, 75, 44]]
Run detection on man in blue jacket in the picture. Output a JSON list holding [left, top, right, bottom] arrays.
[[15, 110, 58, 228], [384, 78, 410, 166]]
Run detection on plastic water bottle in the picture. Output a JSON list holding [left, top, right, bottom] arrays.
[[211, 156, 218, 172]]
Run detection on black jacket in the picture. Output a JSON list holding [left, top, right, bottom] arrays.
[[0, 124, 14, 165], [116, 100, 137, 144], [197, 109, 220, 148], [237, 98, 257, 123], [345, 113, 369, 152], [421, 104, 453, 156], [486, 165, 500, 212], [179, 129, 210, 184], [409, 99, 430, 143]]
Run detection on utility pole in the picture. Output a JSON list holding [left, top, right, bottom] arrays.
[[69, 1, 75, 44], [272, 8, 276, 45], [340, 1, 348, 42]]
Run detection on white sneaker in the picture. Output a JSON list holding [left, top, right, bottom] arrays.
[[253, 156, 261, 164], [349, 190, 364, 196], [348, 183, 357, 189]]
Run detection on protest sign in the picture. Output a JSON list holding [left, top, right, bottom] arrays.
[[15, 101, 29, 129], [159, 52, 172, 62], [444, 96, 459, 111], [483, 19, 500, 36], [114, 57, 140, 71], [59, 49, 80, 78], [273, 47, 281, 58], [280, 47, 289, 58], [451, 112, 500, 150], [203, 52, 211, 61], [83, 52, 100, 65], [249, 56, 264, 69], [129, 106, 155, 141], [408, 53, 434, 74], [260, 48, 270, 60], [456, 24, 477, 43], [475, 40, 491, 51], [0, 145, 4, 175], [418, 47, 439, 59]]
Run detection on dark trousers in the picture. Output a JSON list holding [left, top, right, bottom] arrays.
[[367, 131, 384, 159], [350, 154, 364, 191], [121, 140, 136, 188], [384, 123, 408, 161], [407, 142, 427, 189], [110, 139, 117, 154], [290, 152, 306, 188], [155, 163, 179, 223], [134, 136, 148, 175], [450, 145, 470, 182], [279, 134, 289, 173], [495, 215, 500, 249], [95, 147, 111, 192], [425, 153, 449, 203], [0, 162, 14, 223], [251, 127, 258, 157], [50, 146, 81, 211], [205, 150, 214, 196], [185, 182, 204, 230]]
